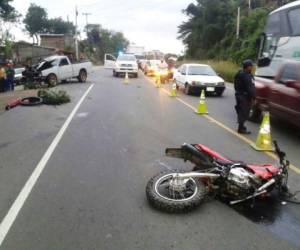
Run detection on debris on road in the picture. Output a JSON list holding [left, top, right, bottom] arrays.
[[38, 89, 70, 105], [5, 96, 43, 110]]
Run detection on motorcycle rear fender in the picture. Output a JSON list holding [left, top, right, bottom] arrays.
[[165, 144, 214, 168]]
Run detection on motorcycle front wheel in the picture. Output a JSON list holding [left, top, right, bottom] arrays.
[[146, 170, 206, 213]]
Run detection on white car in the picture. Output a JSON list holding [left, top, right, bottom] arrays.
[[104, 53, 138, 78], [36, 55, 92, 86], [174, 64, 226, 96]]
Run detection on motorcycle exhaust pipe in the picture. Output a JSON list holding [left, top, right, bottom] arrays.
[[230, 190, 267, 205], [257, 178, 276, 192], [176, 172, 220, 179], [230, 178, 276, 205]]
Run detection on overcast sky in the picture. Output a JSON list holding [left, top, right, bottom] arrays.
[[11, 0, 195, 54]]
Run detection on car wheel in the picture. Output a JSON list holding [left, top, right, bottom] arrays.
[[78, 69, 87, 83], [216, 90, 224, 97], [46, 73, 58, 87], [185, 83, 191, 95]]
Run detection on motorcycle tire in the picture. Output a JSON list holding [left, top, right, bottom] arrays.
[[20, 97, 43, 106], [146, 170, 206, 213]]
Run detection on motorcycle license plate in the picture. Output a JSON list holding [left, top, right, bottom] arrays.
[[206, 87, 215, 92]]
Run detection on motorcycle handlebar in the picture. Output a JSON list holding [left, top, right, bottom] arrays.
[[273, 140, 286, 164]]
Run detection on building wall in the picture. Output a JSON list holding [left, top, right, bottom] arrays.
[[40, 36, 65, 50], [40, 35, 74, 50], [13, 43, 56, 65]]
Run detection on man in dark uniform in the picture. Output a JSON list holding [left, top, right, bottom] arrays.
[[234, 59, 256, 134]]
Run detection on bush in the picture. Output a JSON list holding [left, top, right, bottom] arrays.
[[24, 82, 49, 90], [38, 89, 70, 105]]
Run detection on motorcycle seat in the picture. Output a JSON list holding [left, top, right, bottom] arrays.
[[181, 143, 212, 164]]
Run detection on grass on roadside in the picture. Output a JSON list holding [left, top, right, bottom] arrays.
[[177, 60, 240, 83]]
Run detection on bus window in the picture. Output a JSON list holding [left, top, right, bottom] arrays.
[[288, 8, 300, 35], [266, 12, 280, 36]]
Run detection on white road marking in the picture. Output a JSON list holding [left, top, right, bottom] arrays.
[[0, 84, 94, 246]]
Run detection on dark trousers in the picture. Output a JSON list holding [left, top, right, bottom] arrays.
[[235, 94, 251, 128], [4, 78, 14, 91], [0, 78, 5, 92]]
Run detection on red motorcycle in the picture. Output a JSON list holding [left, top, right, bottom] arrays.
[[146, 141, 298, 213]]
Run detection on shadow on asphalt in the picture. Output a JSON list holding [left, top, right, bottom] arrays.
[[227, 192, 300, 246]]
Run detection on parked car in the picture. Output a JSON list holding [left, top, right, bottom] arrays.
[[174, 64, 226, 96], [35, 55, 92, 86], [144, 60, 161, 76], [14, 67, 25, 85], [251, 61, 300, 128]]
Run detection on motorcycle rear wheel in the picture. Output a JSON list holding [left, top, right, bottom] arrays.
[[146, 170, 206, 213]]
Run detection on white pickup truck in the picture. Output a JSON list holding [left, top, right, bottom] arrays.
[[36, 55, 92, 86]]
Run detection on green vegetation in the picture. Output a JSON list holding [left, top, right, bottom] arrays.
[[38, 89, 71, 105], [80, 24, 129, 64], [0, 0, 19, 22], [178, 0, 295, 63], [23, 3, 75, 44]]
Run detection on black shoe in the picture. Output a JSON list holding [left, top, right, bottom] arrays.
[[238, 127, 251, 134], [238, 129, 251, 135]]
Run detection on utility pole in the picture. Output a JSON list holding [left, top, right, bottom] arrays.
[[236, 7, 240, 39], [82, 12, 91, 36], [75, 6, 79, 60], [248, 0, 252, 14]]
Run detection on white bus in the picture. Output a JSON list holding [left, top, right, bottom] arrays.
[[256, 0, 300, 78]]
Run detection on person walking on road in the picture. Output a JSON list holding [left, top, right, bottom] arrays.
[[5, 61, 15, 91], [0, 63, 7, 93], [234, 59, 256, 134]]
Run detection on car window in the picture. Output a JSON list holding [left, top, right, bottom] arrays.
[[187, 65, 217, 76], [278, 64, 298, 83], [60, 58, 69, 66], [181, 65, 186, 74], [106, 54, 116, 61], [117, 54, 136, 61]]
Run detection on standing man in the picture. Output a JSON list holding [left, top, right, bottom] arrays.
[[0, 63, 6, 93], [234, 59, 256, 134], [5, 60, 15, 91]]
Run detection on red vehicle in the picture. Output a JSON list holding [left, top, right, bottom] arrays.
[[250, 61, 300, 127], [146, 142, 298, 213]]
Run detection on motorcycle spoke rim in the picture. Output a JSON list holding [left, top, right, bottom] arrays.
[[154, 174, 198, 202]]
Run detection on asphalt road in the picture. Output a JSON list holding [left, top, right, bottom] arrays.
[[0, 68, 299, 250]]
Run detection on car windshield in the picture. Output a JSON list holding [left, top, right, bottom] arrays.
[[117, 55, 136, 61], [188, 66, 217, 76]]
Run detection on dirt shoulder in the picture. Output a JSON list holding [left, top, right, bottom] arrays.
[[0, 90, 38, 113]]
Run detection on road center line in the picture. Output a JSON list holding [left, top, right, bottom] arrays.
[[144, 75, 300, 174], [0, 84, 94, 246]]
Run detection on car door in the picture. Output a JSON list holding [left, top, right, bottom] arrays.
[[58, 58, 72, 80], [268, 64, 300, 121], [177, 65, 186, 86], [104, 54, 116, 69]]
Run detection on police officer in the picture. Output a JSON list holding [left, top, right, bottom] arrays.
[[234, 59, 256, 134]]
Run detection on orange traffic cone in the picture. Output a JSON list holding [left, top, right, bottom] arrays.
[[195, 90, 208, 114], [251, 112, 274, 151]]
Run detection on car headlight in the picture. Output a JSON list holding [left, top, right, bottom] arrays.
[[217, 82, 225, 86]]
